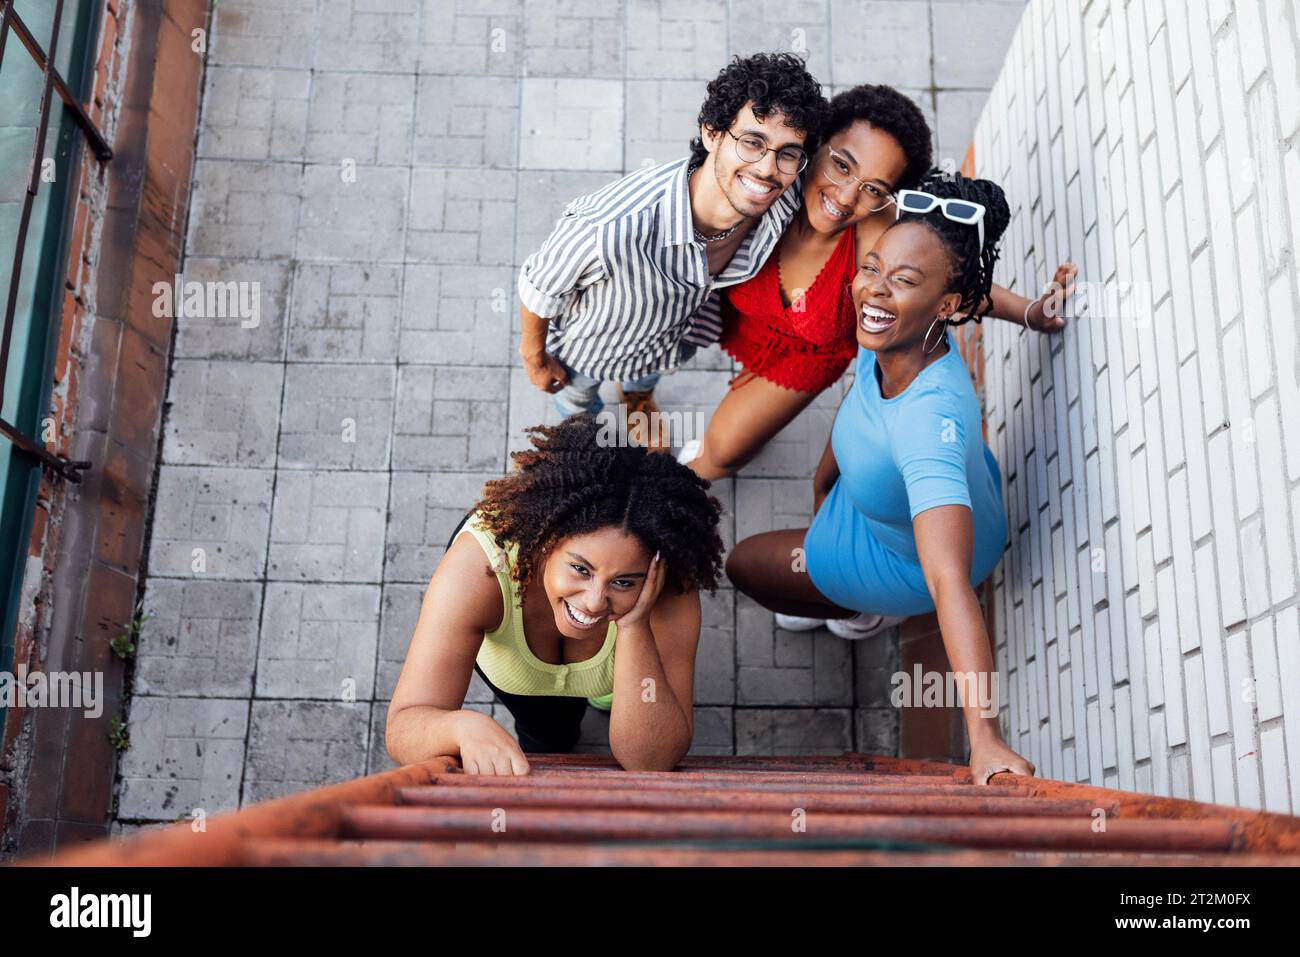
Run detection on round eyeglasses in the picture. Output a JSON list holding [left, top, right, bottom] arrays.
[[724, 128, 809, 175], [821, 146, 895, 212]]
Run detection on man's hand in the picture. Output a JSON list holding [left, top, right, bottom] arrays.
[[1025, 261, 1078, 332], [454, 710, 531, 775], [522, 349, 569, 394]]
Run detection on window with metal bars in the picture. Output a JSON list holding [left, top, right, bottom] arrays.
[[0, 0, 110, 675]]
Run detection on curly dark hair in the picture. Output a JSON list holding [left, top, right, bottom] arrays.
[[893, 169, 1011, 323], [474, 416, 725, 598], [825, 85, 933, 192], [688, 52, 830, 169]]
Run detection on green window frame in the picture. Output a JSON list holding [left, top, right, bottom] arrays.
[[0, 0, 110, 722]]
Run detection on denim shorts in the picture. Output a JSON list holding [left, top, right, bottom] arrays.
[[552, 343, 697, 417]]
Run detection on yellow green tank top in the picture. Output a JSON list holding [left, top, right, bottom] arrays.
[[454, 511, 617, 697]]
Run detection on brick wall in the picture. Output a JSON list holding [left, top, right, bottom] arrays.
[[971, 0, 1299, 811], [1, 0, 209, 858], [1, 0, 134, 856]]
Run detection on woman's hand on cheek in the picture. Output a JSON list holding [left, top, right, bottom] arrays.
[[612, 552, 666, 630]]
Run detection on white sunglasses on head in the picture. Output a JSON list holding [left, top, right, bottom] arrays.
[[894, 189, 986, 249]]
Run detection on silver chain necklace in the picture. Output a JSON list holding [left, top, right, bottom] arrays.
[[693, 220, 742, 243], [686, 163, 744, 243]]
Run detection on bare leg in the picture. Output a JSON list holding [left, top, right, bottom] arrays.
[[688, 374, 822, 481], [726, 528, 856, 619]]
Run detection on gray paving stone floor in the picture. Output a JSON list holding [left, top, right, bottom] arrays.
[[119, 0, 1024, 824]]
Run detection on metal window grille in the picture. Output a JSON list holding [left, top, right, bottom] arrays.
[[0, 0, 112, 484]]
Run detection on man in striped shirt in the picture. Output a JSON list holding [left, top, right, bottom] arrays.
[[517, 53, 829, 448]]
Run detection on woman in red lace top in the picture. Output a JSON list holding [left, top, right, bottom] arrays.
[[684, 85, 1076, 481], [719, 214, 860, 394]]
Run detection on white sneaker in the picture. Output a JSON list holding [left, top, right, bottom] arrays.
[[676, 439, 702, 466], [826, 613, 907, 640], [775, 613, 827, 631]]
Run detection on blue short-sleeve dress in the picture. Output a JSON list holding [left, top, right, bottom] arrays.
[[804, 330, 1009, 617]]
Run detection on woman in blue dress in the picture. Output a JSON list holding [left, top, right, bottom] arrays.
[[726, 170, 1036, 784]]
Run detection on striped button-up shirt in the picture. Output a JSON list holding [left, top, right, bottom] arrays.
[[517, 157, 805, 382]]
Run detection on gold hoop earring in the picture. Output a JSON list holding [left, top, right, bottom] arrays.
[[923, 315, 949, 354]]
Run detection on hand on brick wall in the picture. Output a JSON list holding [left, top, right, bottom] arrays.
[[1023, 261, 1078, 332]]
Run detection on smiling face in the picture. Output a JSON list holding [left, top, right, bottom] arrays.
[[701, 101, 807, 219], [540, 527, 653, 639], [806, 120, 908, 234], [851, 221, 963, 354]]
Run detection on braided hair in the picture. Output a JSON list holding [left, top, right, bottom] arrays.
[[825, 85, 933, 191], [475, 416, 725, 597], [895, 169, 1011, 323]]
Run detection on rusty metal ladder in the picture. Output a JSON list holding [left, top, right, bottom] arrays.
[[27, 754, 1300, 866]]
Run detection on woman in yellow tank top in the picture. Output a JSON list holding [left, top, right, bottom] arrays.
[[387, 415, 725, 774]]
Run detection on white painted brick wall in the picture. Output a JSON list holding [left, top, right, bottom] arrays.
[[972, 0, 1300, 811]]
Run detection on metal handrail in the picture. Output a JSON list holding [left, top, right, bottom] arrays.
[[22, 753, 1300, 867]]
